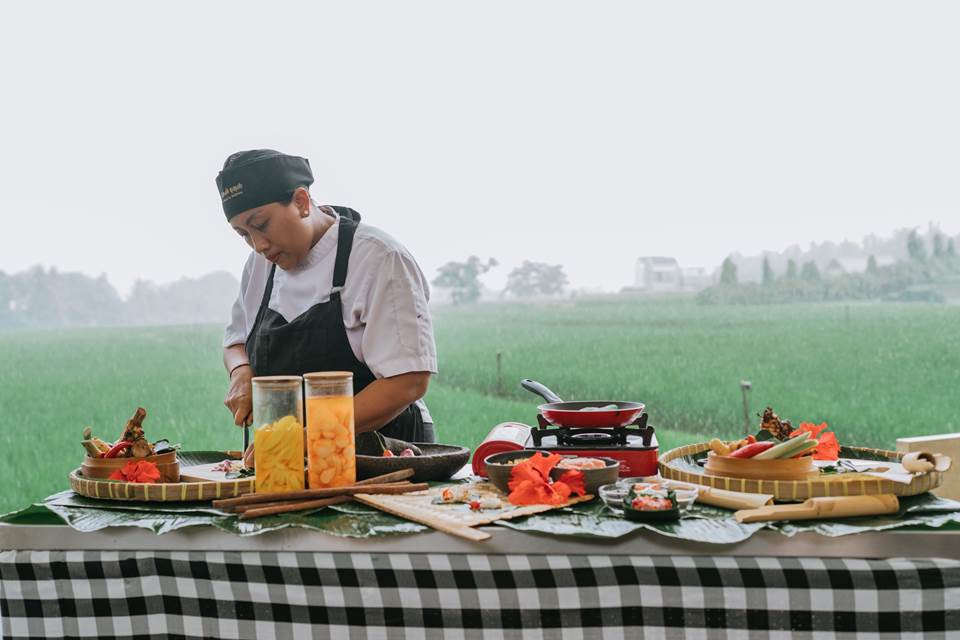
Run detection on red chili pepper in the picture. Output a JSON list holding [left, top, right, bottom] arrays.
[[104, 441, 133, 458], [382, 450, 395, 457], [728, 441, 775, 459]]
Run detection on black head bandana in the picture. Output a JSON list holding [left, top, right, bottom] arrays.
[[215, 149, 314, 220]]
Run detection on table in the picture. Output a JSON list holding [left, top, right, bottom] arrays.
[[2, 523, 959, 639]]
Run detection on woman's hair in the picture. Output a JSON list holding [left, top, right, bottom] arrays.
[[280, 188, 319, 209]]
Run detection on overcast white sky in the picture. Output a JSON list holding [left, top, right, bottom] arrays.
[[1, 1, 958, 295]]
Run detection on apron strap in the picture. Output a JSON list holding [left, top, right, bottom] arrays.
[[331, 207, 361, 292], [252, 263, 278, 335]]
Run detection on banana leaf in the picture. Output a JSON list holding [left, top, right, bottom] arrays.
[[497, 491, 960, 542], [496, 500, 766, 543]]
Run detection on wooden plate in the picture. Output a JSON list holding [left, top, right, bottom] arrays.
[[660, 443, 944, 502]]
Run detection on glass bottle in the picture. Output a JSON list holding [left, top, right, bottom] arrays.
[[251, 375, 305, 493], [304, 371, 356, 488]]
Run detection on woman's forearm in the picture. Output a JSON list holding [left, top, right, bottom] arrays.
[[223, 344, 250, 375], [353, 372, 431, 434]]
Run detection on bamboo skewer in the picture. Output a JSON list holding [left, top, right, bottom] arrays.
[[212, 468, 416, 510]]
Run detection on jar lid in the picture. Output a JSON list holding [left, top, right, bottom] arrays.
[[303, 371, 353, 381], [252, 375, 303, 388]]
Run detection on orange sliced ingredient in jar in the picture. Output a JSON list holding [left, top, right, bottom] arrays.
[[254, 415, 305, 493], [306, 395, 356, 489]]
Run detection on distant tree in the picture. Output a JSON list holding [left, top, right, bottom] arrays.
[[867, 255, 878, 274], [933, 233, 945, 257], [432, 256, 498, 305], [762, 257, 774, 286], [785, 259, 798, 281], [907, 229, 927, 262], [800, 261, 821, 282], [504, 261, 568, 298], [720, 257, 738, 286], [948, 239, 957, 257]]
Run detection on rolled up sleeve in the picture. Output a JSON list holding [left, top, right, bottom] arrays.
[[361, 248, 438, 378], [222, 253, 255, 348]]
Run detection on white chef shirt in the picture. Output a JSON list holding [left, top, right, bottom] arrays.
[[223, 207, 437, 422]]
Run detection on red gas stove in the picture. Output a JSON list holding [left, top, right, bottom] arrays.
[[525, 413, 659, 478], [471, 414, 660, 478]]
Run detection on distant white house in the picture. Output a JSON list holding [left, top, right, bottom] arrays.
[[633, 257, 714, 292]]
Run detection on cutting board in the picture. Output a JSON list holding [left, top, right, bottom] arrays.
[[354, 483, 594, 541], [180, 462, 254, 483]]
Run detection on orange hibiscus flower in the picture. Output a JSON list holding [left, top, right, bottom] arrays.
[[108, 460, 162, 483], [789, 422, 840, 461], [507, 452, 586, 506]]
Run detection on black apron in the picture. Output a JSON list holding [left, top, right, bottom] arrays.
[[245, 206, 426, 441]]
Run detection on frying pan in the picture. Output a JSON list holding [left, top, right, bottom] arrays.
[[521, 379, 645, 428]]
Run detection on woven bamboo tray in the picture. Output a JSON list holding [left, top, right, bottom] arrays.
[[69, 469, 255, 502], [660, 443, 944, 502]]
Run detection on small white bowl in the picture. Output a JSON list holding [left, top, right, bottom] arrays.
[[598, 483, 629, 513], [673, 488, 699, 512]]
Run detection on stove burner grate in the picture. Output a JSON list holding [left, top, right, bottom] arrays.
[[532, 413, 655, 448]]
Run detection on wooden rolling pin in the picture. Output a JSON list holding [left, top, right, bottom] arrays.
[[735, 494, 899, 523]]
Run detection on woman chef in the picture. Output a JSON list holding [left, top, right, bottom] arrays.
[[218, 149, 437, 457]]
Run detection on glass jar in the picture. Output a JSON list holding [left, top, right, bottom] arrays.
[[304, 371, 356, 489], [251, 375, 305, 494]]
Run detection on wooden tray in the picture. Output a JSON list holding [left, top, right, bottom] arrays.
[[69, 468, 255, 502], [660, 443, 944, 502]]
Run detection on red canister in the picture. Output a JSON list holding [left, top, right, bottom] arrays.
[[472, 422, 532, 477]]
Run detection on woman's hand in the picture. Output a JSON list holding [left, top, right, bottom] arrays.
[[224, 364, 253, 427]]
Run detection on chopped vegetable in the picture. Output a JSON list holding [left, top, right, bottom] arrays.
[[104, 441, 133, 459], [728, 441, 775, 459]]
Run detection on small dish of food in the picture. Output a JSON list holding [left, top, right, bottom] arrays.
[[622, 482, 680, 522]]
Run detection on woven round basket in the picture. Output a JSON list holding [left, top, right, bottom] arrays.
[[659, 443, 944, 502], [69, 468, 255, 502]]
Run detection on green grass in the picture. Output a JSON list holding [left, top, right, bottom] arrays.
[[0, 298, 956, 515]]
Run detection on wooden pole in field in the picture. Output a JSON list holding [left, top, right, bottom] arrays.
[[740, 380, 752, 435], [496, 351, 503, 396]]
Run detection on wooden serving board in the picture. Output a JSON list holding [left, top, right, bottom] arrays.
[[353, 483, 594, 541]]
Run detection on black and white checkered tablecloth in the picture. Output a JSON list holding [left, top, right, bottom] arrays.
[[1, 550, 958, 639]]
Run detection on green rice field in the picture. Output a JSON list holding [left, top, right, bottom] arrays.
[[1, 298, 958, 515]]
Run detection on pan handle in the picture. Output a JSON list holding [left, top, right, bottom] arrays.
[[520, 379, 564, 404]]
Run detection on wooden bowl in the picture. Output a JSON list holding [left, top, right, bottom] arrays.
[[704, 453, 817, 481], [80, 450, 180, 483]]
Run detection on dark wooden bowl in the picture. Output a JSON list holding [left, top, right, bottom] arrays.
[[355, 443, 471, 482], [484, 450, 618, 495]]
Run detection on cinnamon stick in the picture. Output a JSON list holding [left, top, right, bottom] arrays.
[[239, 495, 352, 520]]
